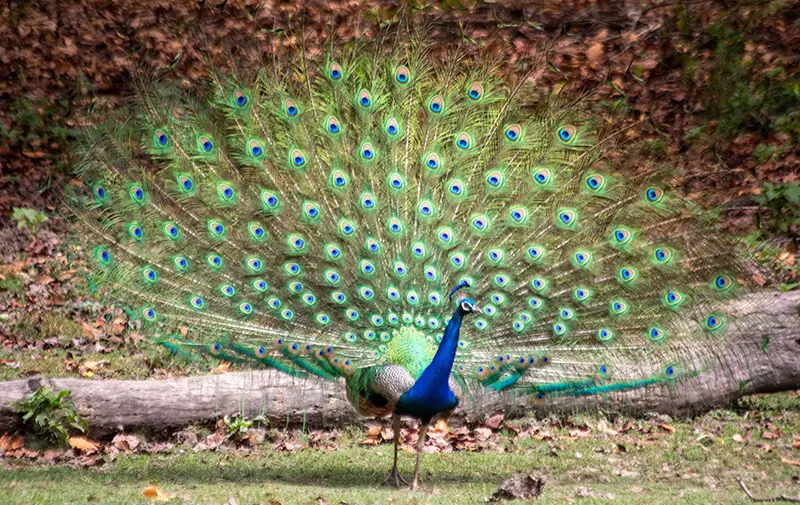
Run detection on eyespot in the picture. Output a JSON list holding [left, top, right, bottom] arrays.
[[385, 118, 400, 137], [573, 287, 591, 304], [647, 326, 665, 342], [417, 199, 434, 218], [532, 168, 552, 186], [612, 227, 632, 245], [411, 242, 427, 259], [645, 187, 664, 203], [557, 125, 576, 143], [302, 293, 316, 306], [486, 170, 504, 189], [130, 185, 145, 203], [424, 266, 438, 282], [467, 83, 483, 100], [450, 252, 466, 269], [704, 313, 726, 331], [713, 274, 732, 292], [596, 364, 612, 379], [470, 215, 489, 234], [127, 223, 144, 241], [526, 246, 544, 262], [387, 173, 405, 191], [288, 149, 306, 168], [94, 246, 111, 266], [325, 116, 340, 135], [302, 201, 321, 221], [142, 306, 157, 322], [557, 209, 577, 228], [618, 266, 637, 283], [154, 129, 169, 148], [268, 298, 282, 310], [424, 153, 440, 171], [207, 254, 223, 269], [238, 302, 253, 315], [610, 299, 629, 316], [407, 291, 419, 304], [665, 364, 679, 379], [365, 237, 380, 254], [248, 139, 264, 158], [358, 192, 377, 212], [359, 260, 375, 276], [386, 287, 400, 301], [360, 142, 375, 161], [325, 244, 342, 261], [217, 183, 235, 202], [261, 190, 279, 210], [198, 135, 214, 154], [486, 249, 503, 264], [393, 260, 407, 277], [357, 89, 372, 108], [173, 256, 188, 271], [233, 90, 249, 108], [509, 207, 528, 224], [246, 256, 264, 273], [190, 296, 205, 310], [177, 175, 194, 193], [597, 328, 614, 342], [559, 308, 574, 320], [573, 250, 591, 268], [653, 247, 673, 264], [531, 277, 548, 292], [329, 62, 342, 80], [387, 217, 404, 235], [284, 99, 299, 117], [504, 124, 522, 142], [345, 308, 359, 321], [329, 169, 349, 189], [142, 267, 158, 283], [428, 95, 444, 114], [395, 65, 410, 84], [553, 322, 568, 336], [163, 223, 180, 239], [455, 132, 472, 150], [448, 179, 465, 197], [284, 262, 301, 275], [252, 279, 268, 292], [281, 309, 294, 320], [585, 174, 605, 192], [287, 234, 307, 252], [437, 227, 455, 245], [663, 290, 684, 309], [208, 220, 225, 238]]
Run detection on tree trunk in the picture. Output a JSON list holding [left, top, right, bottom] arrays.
[[1, 291, 798, 436]]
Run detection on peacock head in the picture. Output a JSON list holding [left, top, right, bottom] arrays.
[[458, 298, 479, 315]]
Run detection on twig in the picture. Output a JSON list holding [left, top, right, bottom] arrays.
[[737, 477, 800, 503]]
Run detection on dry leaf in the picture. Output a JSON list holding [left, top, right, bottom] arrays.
[[781, 457, 800, 467], [585, 43, 604, 62], [657, 423, 676, 434], [68, 436, 100, 452], [732, 434, 744, 443], [793, 436, 800, 450], [432, 419, 449, 434], [483, 413, 504, 430], [365, 425, 382, 438], [142, 485, 172, 502], [113, 433, 140, 453]]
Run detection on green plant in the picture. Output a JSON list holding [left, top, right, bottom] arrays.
[[223, 413, 263, 440], [13, 387, 88, 445], [11, 207, 48, 232], [754, 182, 800, 236]]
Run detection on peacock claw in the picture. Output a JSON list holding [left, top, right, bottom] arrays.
[[383, 468, 408, 488]]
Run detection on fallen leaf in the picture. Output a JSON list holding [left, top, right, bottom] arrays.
[[781, 457, 800, 467], [657, 423, 676, 434], [68, 436, 100, 452], [761, 430, 779, 440], [365, 425, 382, 439], [142, 485, 172, 502], [793, 436, 800, 450], [113, 433, 140, 453], [484, 413, 504, 430], [732, 434, 744, 443]]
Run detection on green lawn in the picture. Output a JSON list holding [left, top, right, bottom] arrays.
[[3, 396, 800, 505]]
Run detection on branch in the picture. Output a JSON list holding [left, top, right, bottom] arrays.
[[737, 477, 800, 503]]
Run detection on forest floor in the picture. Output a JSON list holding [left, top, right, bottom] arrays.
[[3, 393, 800, 505]]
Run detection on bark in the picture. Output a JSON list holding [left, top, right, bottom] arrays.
[[1, 291, 798, 435]]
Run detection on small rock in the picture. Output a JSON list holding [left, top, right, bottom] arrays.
[[490, 473, 546, 501]]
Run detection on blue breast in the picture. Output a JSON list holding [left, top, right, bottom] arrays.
[[395, 381, 458, 422]]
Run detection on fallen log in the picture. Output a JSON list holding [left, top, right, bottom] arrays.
[[1, 290, 798, 436]]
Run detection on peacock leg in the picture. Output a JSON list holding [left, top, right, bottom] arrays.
[[382, 414, 408, 487], [410, 422, 429, 491]]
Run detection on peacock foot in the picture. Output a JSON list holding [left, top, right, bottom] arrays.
[[382, 467, 409, 488]]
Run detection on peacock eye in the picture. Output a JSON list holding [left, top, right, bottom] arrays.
[[395, 65, 410, 84], [558, 125, 576, 143], [467, 83, 483, 100]]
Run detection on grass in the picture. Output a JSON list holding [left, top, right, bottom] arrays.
[[3, 396, 800, 505]]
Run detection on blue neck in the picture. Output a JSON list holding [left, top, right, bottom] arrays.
[[416, 308, 463, 388]]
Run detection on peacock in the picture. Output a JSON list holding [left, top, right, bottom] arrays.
[[69, 24, 775, 490]]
